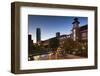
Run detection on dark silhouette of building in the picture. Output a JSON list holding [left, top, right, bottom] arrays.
[[56, 32, 60, 37], [28, 34, 33, 55], [79, 25, 88, 41], [36, 28, 41, 44]]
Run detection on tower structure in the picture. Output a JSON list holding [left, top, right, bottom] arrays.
[[28, 34, 33, 55], [72, 18, 80, 41], [36, 28, 41, 45], [56, 32, 60, 37]]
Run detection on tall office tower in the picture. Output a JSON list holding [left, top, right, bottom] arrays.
[[36, 28, 41, 44], [72, 17, 80, 41], [56, 32, 60, 37], [28, 34, 33, 55]]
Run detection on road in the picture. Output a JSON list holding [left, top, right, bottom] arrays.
[[33, 53, 84, 60]]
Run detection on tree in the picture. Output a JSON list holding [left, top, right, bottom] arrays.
[[62, 38, 82, 54], [49, 37, 59, 51], [62, 38, 73, 53]]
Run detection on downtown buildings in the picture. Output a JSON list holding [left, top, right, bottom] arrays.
[[28, 17, 88, 57], [41, 18, 87, 48]]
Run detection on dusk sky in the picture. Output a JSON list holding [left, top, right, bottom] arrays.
[[28, 15, 88, 43]]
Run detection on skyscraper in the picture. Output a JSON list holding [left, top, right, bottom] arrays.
[[36, 28, 41, 44], [28, 34, 33, 55]]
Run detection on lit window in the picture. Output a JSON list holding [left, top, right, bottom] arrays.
[[73, 29, 76, 41], [82, 32, 87, 39], [82, 32, 86, 37]]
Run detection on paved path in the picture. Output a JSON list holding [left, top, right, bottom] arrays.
[[34, 53, 84, 60]]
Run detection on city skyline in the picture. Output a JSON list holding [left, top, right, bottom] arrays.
[[28, 15, 88, 43]]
